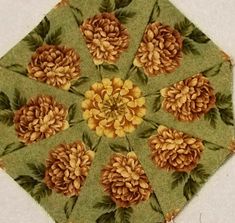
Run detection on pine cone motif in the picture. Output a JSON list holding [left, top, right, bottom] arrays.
[[80, 13, 129, 65], [133, 22, 183, 76], [164, 209, 180, 223], [82, 78, 146, 138], [28, 45, 81, 90], [14, 95, 69, 144], [161, 74, 216, 121], [148, 126, 203, 172], [44, 141, 95, 196], [101, 152, 152, 207]]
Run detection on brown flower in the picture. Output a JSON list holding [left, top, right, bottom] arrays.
[[161, 74, 216, 121], [82, 78, 146, 138], [28, 45, 81, 90], [228, 139, 235, 153], [14, 95, 69, 144], [55, 0, 69, 8], [0, 159, 4, 170], [148, 126, 203, 172], [164, 209, 180, 223], [44, 141, 95, 196], [101, 152, 152, 207], [80, 13, 129, 65], [134, 22, 183, 77]]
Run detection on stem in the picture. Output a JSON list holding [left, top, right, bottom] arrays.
[[125, 65, 137, 80], [92, 137, 102, 152], [125, 136, 133, 151], [143, 118, 159, 129], [69, 87, 85, 98], [97, 65, 103, 80]]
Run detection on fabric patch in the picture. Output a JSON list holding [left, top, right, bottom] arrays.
[[0, 0, 234, 223]]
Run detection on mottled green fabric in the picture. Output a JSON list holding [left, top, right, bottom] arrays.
[[0, 0, 234, 223]]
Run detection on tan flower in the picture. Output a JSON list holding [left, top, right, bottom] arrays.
[[134, 22, 183, 76], [228, 139, 235, 153], [148, 126, 203, 172], [55, 0, 70, 8], [82, 78, 146, 138], [14, 95, 69, 144], [80, 13, 129, 65], [164, 209, 180, 223], [0, 159, 5, 170], [44, 141, 95, 196], [101, 152, 152, 207], [161, 74, 216, 121], [28, 45, 81, 90]]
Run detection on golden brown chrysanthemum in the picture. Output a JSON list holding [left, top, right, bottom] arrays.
[[134, 22, 183, 77], [101, 152, 152, 207], [44, 141, 95, 196], [80, 13, 129, 65], [82, 78, 146, 138], [55, 0, 69, 8], [161, 74, 216, 121], [164, 209, 180, 223], [0, 159, 4, 170], [14, 95, 69, 144], [228, 139, 235, 153], [148, 126, 204, 172], [28, 45, 81, 90]]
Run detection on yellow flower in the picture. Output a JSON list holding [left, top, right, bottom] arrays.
[[14, 95, 69, 144], [161, 74, 216, 121], [44, 141, 95, 197], [82, 78, 146, 138], [28, 45, 81, 90], [134, 22, 183, 76], [101, 152, 152, 207], [148, 126, 203, 172], [80, 13, 129, 65], [164, 209, 180, 223]]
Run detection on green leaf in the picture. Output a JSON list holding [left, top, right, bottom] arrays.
[[101, 64, 119, 73], [5, 64, 28, 76], [0, 111, 14, 126], [188, 28, 210, 43], [138, 127, 156, 138], [204, 141, 224, 151], [218, 107, 234, 126], [149, 1, 160, 23], [68, 103, 77, 126], [115, 0, 132, 9], [45, 27, 62, 45], [182, 39, 200, 55], [0, 92, 11, 110], [115, 207, 133, 223], [115, 9, 136, 24], [34, 17, 50, 40], [215, 93, 232, 108], [27, 163, 46, 180], [70, 6, 84, 26], [82, 132, 93, 149], [12, 89, 27, 110], [202, 63, 222, 77], [64, 196, 78, 219], [153, 95, 161, 112], [1, 142, 25, 156], [174, 18, 194, 36], [23, 33, 43, 51], [99, 0, 114, 13], [15, 175, 40, 193], [150, 193, 163, 215], [93, 196, 116, 210], [96, 211, 116, 223], [71, 77, 89, 88], [33, 183, 52, 202], [191, 164, 210, 182], [183, 177, 200, 201], [109, 143, 129, 152], [171, 172, 188, 189], [135, 67, 148, 85], [204, 108, 218, 129]]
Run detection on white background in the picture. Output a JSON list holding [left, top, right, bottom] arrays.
[[0, 0, 235, 222]]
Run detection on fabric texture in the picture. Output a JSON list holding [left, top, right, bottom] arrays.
[[0, 0, 234, 223]]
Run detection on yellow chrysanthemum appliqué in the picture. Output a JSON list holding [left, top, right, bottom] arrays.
[[82, 78, 146, 138]]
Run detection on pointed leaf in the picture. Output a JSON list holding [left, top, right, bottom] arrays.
[[109, 143, 129, 152], [135, 67, 148, 85], [115, 0, 132, 9], [27, 163, 46, 180], [15, 175, 40, 193], [99, 0, 114, 13], [23, 34, 43, 51], [5, 64, 28, 76], [149, 1, 160, 23], [138, 127, 156, 138], [218, 107, 234, 126], [202, 63, 222, 77], [183, 177, 200, 201], [101, 64, 119, 73], [12, 89, 27, 110], [64, 196, 78, 219], [204, 141, 224, 151], [115, 207, 133, 223], [1, 142, 25, 156], [182, 39, 200, 55], [215, 93, 232, 108], [204, 108, 218, 129], [34, 17, 50, 40], [96, 211, 116, 223], [153, 95, 162, 112], [33, 183, 52, 202], [71, 76, 89, 88], [68, 103, 77, 126], [70, 6, 84, 26], [171, 172, 189, 189], [191, 164, 210, 182], [0, 92, 11, 110], [188, 28, 210, 43], [93, 196, 116, 210], [82, 132, 93, 149], [45, 27, 62, 45], [0, 111, 14, 126], [115, 9, 136, 24], [174, 18, 194, 36]]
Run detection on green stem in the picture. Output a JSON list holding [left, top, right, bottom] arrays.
[[143, 118, 159, 129], [125, 136, 133, 151], [92, 137, 102, 152]]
